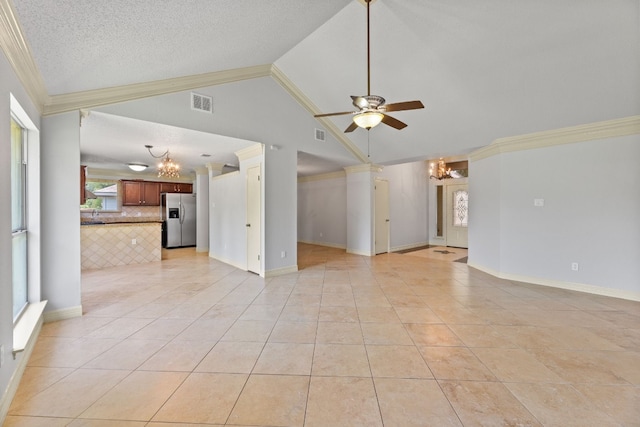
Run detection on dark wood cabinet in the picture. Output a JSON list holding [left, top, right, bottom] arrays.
[[122, 180, 191, 206], [160, 182, 192, 193], [80, 166, 86, 205], [122, 180, 161, 206]]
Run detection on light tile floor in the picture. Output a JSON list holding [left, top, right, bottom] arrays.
[[6, 243, 640, 426]]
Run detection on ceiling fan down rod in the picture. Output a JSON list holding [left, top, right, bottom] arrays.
[[366, 0, 371, 96]]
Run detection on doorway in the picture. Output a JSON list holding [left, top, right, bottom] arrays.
[[246, 165, 261, 273], [445, 183, 468, 248], [374, 178, 390, 254]]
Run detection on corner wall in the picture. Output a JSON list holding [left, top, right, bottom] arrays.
[[469, 117, 640, 300]]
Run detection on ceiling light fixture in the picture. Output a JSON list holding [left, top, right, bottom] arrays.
[[127, 163, 148, 172], [353, 111, 384, 129], [145, 144, 180, 178], [429, 159, 452, 180]]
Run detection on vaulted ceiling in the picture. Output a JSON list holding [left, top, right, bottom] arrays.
[[6, 0, 639, 176]]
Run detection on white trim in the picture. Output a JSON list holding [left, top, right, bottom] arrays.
[[235, 144, 263, 162], [264, 265, 299, 278], [85, 167, 195, 182], [42, 305, 82, 323], [344, 164, 383, 174], [391, 242, 429, 252], [470, 115, 640, 161], [298, 170, 346, 183], [0, 306, 44, 425], [298, 240, 347, 250], [270, 65, 368, 164], [209, 253, 246, 272], [0, 0, 49, 111], [12, 301, 47, 354], [212, 170, 240, 181], [346, 248, 374, 256], [468, 262, 640, 302], [43, 64, 273, 115]]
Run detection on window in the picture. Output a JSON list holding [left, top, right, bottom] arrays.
[[11, 117, 28, 321], [81, 179, 119, 211], [452, 189, 469, 227]]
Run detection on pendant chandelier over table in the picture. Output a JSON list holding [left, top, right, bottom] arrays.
[[145, 144, 180, 178]]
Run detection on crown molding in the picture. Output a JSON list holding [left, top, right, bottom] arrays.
[[0, 0, 49, 111], [235, 143, 263, 162], [270, 64, 368, 164], [43, 64, 272, 116], [344, 163, 383, 174], [470, 115, 640, 162], [298, 170, 346, 183]]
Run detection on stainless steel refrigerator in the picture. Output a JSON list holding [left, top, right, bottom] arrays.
[[161, 193, 196, 248]]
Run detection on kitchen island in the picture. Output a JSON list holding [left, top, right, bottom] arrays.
[[80, 220, 162, 270]]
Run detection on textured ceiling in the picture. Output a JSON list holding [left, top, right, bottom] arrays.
[[9, 0, 640, 176]]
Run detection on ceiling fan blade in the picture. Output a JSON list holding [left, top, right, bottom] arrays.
[[351, 96, 370, 109], [383, 100, 424, 112], [381, 114, 408, 130], [344, 121, 359, 133], [314, 111, 355, 118]]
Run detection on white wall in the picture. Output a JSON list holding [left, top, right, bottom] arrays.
[[468, 156, 501, 270], [0, 49, 42, 419], [470, 132, 640, 298], [41, 113, 82, 313], [298, 175, 347, 248], [195, 169, 209, 252], [264, 145, 298, 274], [379, 161, 429, 251]]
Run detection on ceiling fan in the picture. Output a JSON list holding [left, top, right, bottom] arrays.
[[314, 0, 424, 132]]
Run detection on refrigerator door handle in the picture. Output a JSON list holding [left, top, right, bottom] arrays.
[[180, 201, 184, 225]]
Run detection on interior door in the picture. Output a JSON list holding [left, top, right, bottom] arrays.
[[446, 184, 469, 248], [246, 165, 261, 274], [374, 178, 390, 254]]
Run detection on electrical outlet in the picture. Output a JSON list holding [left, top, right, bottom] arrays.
[[571, 262, 579, 271], [281, 251, 286, 258], [132, 239, 137, 245], [534, 198, 544, 207]]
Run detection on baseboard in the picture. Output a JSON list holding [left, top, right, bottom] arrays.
[[468, 262, 640, 302], [0, 312, 44, 425], [265, 265, 299, 278], [391, 242, 429, 252], [43, 305, 83, 323], [208, 253, 246, 271], [298, 240, 346, 250], [346, 248, 374, 257]]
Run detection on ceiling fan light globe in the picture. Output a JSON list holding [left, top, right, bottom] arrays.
[[353, 111, 383, 129]]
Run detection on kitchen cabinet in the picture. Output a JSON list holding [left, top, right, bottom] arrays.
[[160, 182, 192, 193], [122, 180, 160, 206]]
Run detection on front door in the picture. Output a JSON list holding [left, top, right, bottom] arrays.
[[446, 184, 468, 248], [375, 178, 390, 254]]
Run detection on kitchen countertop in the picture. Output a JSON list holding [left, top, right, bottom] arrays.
[[81, 219, 163, 226]]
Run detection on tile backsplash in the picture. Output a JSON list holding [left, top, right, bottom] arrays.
[[81, 205, 161, 221]]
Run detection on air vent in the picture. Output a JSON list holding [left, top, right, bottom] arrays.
[[315, 128, 326, 142], [191, 92, 213, 113]]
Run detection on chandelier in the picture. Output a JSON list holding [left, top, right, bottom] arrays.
[[429, 159, 452, 180], [146, 145, 180, 178]]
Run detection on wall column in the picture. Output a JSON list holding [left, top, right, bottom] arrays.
[[206, 163, 225, 257], [195, 166, 210, 253], [345, 164, 382, 256]]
